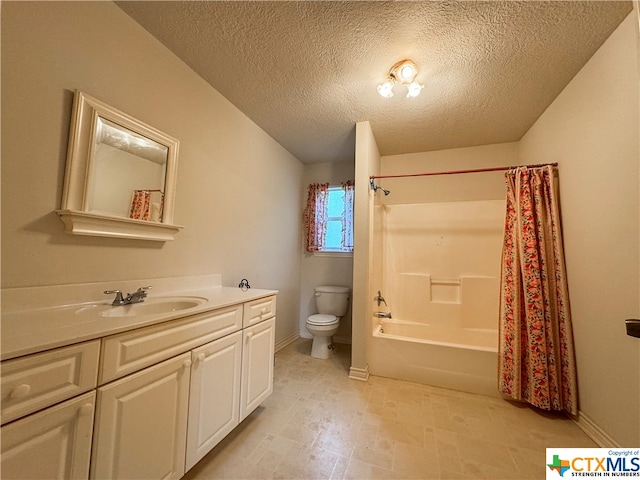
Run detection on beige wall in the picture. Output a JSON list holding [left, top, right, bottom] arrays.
[[380, 142, 519, 204], [300, 160, 355, 343], [351, 121, 380, 379], [1, 2, 304, 344], [519, 13, 639, 445]]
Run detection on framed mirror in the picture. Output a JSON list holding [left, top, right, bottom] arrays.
[[57, 91, 183, 241]]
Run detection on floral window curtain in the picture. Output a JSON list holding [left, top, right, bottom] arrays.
[[303, 183, 329, 252], [341, 180, 354, 251], [498, 165, 578, 415]]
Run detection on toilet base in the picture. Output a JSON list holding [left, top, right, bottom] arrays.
[[310, 335, 333, 359]]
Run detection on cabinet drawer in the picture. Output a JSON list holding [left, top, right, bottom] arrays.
[[1, 340, 100, 425], [100, 305, 242, 384], [242, 296, 276, 328]]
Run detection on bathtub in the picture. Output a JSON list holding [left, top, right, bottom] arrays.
[[369, 318, 500, 397]]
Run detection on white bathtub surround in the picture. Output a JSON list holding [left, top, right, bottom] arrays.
[[460, 276, 500, 329], [393, 273, 500, 329], [371, 199, 504, 396]]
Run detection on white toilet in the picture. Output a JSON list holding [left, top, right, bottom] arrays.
[[306, 285, 350, 359]]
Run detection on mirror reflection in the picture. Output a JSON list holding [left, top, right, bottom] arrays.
[[87, 117, 168, 222]]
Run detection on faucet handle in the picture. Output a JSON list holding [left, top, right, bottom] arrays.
[[104, 290, 125, 305], [135, 286, 152, 299], [374, 291, 387, 306]]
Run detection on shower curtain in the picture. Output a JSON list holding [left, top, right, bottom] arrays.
[[498, 165, 578, 415], [129, 190, 151, 221]]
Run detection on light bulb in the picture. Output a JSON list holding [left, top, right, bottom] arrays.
[[377, 80, 395, 98], [399, 64, 415, 82], [406, 81, 424, 98]]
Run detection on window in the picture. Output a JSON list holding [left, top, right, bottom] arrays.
[[304, 181, 354, 253]]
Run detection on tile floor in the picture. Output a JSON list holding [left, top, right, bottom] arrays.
[[184, 338, 596, 480]]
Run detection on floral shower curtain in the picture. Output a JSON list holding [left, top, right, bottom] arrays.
[[130, 190, 151, 221], [303, 183, 329, 252], [341, 180, 355, 251], [498, 165, 578, 415]]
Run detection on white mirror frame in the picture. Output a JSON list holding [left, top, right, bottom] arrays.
[[57, 91, 183, 241]]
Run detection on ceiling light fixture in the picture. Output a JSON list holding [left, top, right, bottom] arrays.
[[377, 59, 424, 98]]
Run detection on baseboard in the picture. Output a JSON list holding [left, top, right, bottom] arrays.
[[275, 332, 300, 353], [573, 411, 620, 447], [349, 364, 369, 382]]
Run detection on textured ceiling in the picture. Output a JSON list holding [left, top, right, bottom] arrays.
[[116, 1, 632, 164]]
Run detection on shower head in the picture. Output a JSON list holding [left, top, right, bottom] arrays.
[[370, 178, 391, 196]]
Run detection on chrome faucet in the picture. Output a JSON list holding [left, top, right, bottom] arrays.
[[104, 286, 152, 306], [374, 311, 392, 319], [374, 291, 387, 307]]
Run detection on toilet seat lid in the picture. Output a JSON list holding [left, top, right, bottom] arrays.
[[307, 314, 338, 326]]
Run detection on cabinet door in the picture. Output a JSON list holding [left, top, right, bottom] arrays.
[[185, 331, 242, 471], [240, 317, 275, 421], [1, 391, 95, 480], [91, 353, 191, 480]]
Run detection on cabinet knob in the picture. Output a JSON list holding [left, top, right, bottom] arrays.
[[10, 384, 31, 400], [79, 403, 94, 417], [196, 353, 206, 363], [246, 331, 254, 339], [260, 308, 268, 316], [183, 359, 192, 369]]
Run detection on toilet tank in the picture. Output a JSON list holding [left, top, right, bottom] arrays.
[[314, 286, 350, 316]]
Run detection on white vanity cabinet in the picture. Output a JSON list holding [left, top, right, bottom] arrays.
[[91, 295, 276, 479], [1, 289, 277, 480]]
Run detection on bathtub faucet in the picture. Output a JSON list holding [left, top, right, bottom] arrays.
[[374, 311, 392, 319], [374, 291, 387, 307]]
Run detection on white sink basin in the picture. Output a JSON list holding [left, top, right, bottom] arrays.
[[99, 296, 208, 318]]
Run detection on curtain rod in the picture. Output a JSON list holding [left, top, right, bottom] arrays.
[[369, 162, 558, 181]]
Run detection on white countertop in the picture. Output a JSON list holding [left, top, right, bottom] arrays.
[[1, 275, 277, 361]]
